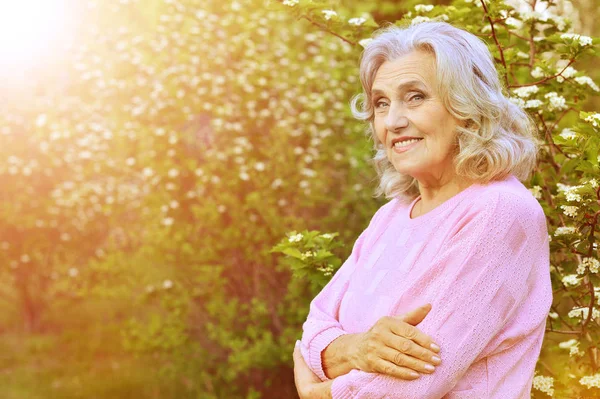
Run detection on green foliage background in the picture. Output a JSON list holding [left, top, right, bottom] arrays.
[[0, 0, 599, 398]]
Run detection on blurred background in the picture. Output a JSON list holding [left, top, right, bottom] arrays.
[[0, 0, 598, 398]]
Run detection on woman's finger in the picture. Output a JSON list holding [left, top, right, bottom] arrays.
[[378, 346, 436, 375], [384, 334, 442, 366], [373, 358, 421, 380], [388, 320, 440, 353]]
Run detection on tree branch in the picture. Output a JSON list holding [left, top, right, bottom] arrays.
[[510, 59, 575, 88], [480, 0, 509, 88], [298, 16, 357, 47]]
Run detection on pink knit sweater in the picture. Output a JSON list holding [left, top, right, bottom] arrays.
[[300, 175, 552, 398]]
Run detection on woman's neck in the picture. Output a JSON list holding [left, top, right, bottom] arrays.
[[413, 176, 474, 217]]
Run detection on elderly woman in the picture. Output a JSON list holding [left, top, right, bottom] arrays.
[[292, 21, 552, 398]]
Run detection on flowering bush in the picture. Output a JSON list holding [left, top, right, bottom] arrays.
[[0, 0, 598, 397]]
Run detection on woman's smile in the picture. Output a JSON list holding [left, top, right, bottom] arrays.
[[392, 138, 423, 154]]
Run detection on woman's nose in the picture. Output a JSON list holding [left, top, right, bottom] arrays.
[[384, 104, 409, 132]]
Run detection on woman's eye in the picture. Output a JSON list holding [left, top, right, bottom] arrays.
[[410, 94, 424, 102], [375, 101, 388, 109]]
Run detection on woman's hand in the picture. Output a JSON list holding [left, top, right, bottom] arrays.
[[349, 303, 442, 380], [293, 342, 333, 399]]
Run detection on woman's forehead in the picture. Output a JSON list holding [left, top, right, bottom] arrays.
[[373, 52, 436, 91]]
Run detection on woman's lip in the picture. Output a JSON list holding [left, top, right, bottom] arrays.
[[392, 139, 422, 153]]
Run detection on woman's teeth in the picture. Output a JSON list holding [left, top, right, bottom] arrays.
[[394, 138, 422, 148]]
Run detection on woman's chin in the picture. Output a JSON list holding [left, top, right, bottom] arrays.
[[391, 163, 422, 177]]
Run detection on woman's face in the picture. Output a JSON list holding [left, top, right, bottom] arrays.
[[371, 49, 462, 185]]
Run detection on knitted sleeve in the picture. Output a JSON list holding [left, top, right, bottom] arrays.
[[330, 192, 551, 399], [300, 200, 395, 382]]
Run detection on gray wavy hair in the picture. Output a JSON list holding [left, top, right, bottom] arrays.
[[350, 21, 539, 202]]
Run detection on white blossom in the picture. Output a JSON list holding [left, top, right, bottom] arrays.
[[560, 205, 578, 217], [301, 168, 316, 177], [566, 191, 582, 202], [532, 375, 554, 396], [163, 279, 173, 289], [142, 167, 154, 178], [531, 67, 545, 78], [545, 92, 567, 111], [554, 226, 576, 236], [574, 76, 600, 92], [271, 178, 283, 189], [348, 17, 367, 26], [288, 233, 303, 243], [559, 128, 577, 140], [414, 4, 434, 12], [282, 0, 298, 6], [584, 112, 600, 128], [558, 184, 583, 202], [580, 374, 600, 388], [529, 186, 542, 199], [322, 10, 337, 20], [358, 38, 373, 48], [568, 306, 600, 320], [411, 16, 431, 25], [550, 15, 566, 30], [559, 338, 583, 357], [560, 66, 578, 78], [162, 217, 174, 226], [509, 97, 525, 108], [561, 274, 581, 287], [505, 17, 522, 28], [580, 257, 600, 273], [520, 10, 548, 22], [512, 85, 539, 98], [524, 99, 543, 109], [561, 33, 593, 47], [558, 338, 578, 349], [68, 267, 79, 277], [557, 183, 584, 194]]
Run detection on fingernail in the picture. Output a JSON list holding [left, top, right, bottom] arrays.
[[410, 372, 420, 378], [430, 343, 440, 352], [424, 364, 435, 372], [295, 340, 301, 349], [432, 356, 441, 364]]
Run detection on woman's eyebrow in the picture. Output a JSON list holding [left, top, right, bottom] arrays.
[[371, 80, 428, 97]]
